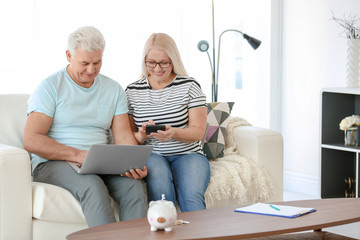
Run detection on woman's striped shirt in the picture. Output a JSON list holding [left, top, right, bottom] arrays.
[[125, 75, 207, 156]]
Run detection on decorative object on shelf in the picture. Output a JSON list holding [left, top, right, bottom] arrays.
[[339, 114, 360, 130], [331, 12, 360, 88], [345, 177, 356, 198], [344, 127, 359, 147], [346, 39, 360, 88], [339, 114, 360, 146], [197, 0, 261, 102]]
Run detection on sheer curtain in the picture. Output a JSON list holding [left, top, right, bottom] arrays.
[[0, 0, 271, 127]]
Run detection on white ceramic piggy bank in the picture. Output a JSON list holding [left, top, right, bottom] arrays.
[[147, 194, 177, 232]]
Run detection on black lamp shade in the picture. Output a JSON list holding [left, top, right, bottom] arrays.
[[243, 33, 261, 50]]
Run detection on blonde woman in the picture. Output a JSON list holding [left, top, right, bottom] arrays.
[[125, 33, 210, 211]]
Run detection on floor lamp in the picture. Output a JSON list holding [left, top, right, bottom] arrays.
[[197, 0, 261, 102]]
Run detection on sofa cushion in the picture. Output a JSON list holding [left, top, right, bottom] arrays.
[[32, 182, 119, 224], [203, 102, 234, 159], [0, 94, 29, 149], [32, 182, 86, 224]]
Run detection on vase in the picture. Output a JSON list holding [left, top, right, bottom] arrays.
[[345, 39, 360, 88], [344, 127, 359, 147]]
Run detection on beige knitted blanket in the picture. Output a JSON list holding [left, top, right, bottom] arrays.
[[205, 117, 273, 207]]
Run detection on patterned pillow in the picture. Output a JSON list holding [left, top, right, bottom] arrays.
[[202, 102, 234, 160]]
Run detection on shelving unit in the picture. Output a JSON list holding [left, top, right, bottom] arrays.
[[320, 88, 359, 198]]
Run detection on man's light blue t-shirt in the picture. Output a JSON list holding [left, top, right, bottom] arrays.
[[27, 67, 128, 171]]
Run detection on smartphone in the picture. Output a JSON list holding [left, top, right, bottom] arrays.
[[146, 125, 166, 135]]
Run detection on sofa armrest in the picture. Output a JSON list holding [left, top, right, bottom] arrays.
[[233, 126, 284, 202], [0, 144, 32, 240]]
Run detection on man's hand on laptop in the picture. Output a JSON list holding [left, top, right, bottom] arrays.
[[122, 166, 148, 180], [74, 149, 88, 164]]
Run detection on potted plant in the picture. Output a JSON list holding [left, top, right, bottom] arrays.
[[331, 12, 360, 39]]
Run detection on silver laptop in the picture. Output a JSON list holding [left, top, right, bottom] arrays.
[[68, 144, 153, 174]]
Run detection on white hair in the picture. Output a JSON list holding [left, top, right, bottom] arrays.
[[67, 26, 105, 55]]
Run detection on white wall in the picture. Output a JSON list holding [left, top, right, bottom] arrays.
[[0, 0, 271, 129], [282, 0, 360, 196]]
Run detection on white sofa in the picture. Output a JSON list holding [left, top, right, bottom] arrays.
[[0, 94, 283, 240]]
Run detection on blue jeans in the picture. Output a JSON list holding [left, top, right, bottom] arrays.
[[145, 153, 210, 212]]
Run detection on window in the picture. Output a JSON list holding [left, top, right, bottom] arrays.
[[0, 0, 271, 127]]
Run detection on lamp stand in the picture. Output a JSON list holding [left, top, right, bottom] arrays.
[[198, 0, 261, 103], [212, 0, 217, 102]]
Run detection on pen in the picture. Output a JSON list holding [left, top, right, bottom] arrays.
[[270, 204, 280, 211]]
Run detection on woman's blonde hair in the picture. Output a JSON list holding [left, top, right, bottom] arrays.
[[141, 33, 188, 78]]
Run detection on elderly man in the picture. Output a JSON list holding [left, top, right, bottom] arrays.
[[23, 26, 147, 227]]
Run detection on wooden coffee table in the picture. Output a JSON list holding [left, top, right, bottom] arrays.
[[66, 198, 360, 240]]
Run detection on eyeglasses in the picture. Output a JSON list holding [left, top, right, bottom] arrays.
[[145, 61, 172, 68]]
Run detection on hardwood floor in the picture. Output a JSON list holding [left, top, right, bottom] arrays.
[[283, 191, 360, 239]]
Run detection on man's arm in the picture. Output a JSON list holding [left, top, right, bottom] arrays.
[[23, 112, 87, 164], [111, 114, 138, 145], [111, 113, 147, 179], [128, 115, 151, 144]]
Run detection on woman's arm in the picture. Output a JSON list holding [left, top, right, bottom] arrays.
[[150, 106, 207, 143]]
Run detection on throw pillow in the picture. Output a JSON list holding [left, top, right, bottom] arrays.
[[202, 102, 234, 160]]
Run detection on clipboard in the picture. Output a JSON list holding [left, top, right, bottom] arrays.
[[234, 202, 316, 218]]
